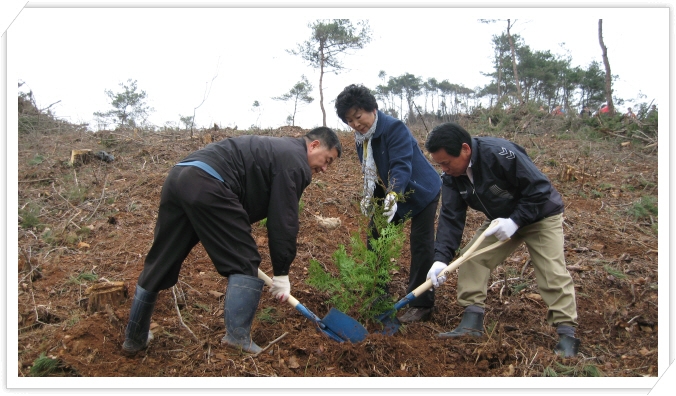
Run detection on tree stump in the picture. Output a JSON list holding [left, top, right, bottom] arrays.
[[70, 149, 92, 165], [559, 165, 576, 182], [559, 164, 595, 182], [84, 281, 128, 314]]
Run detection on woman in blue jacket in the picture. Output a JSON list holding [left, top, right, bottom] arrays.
[[335, 84, 442, 323]]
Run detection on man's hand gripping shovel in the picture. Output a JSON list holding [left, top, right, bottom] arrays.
[[376, 219, 510, 335], [257, 269, 368, 343]]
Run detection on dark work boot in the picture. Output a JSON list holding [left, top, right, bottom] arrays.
[[122, 285, 158, 356], [437, 311, 484, 338], [221, 274, 265, 354], [398, 307, 433, 323], [554, 334, 581, 358]]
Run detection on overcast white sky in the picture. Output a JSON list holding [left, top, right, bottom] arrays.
[[3, 2, 670, 131]]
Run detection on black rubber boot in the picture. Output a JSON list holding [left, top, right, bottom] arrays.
[[398, 307, 433, 323], [122, 285, 158, 356], [221, 274, 265, 354], [554, 334, 581, 358], [437, 311, 484, 338]]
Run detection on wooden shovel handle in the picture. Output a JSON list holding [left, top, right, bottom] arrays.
[[439, 237, 509, 278], [410, 219, 504, 298], [438, 218, 501, 278], [257, 269, 300, 308]]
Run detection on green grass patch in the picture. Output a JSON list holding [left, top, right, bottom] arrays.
[[19, 205, 42, 229], [41, 229, 58, 245], [67, 272, 98, 285], [603, 265, 627, 279], [627, 196, 657, 220], [64, 232, 79, 245], [257, 307, 279, 324], [29, 154, 44, 165], [192, 302, 211, 313], [510, 282, 529, 294], [543, 362, 603, 377], [66, 186, 88, 204], [76, 227, 91, 237], [29, 353, 59, 377], [485, 320, 498, 336]]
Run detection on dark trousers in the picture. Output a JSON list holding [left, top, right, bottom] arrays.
[[137, 166, 259, 292], [369, 186, 440, 308]]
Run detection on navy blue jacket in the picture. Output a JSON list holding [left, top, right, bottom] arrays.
[[434, 137, 564, 263], [356, 110, 442, 218]]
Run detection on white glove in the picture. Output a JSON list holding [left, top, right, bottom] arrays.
[[270, 275, 290, 302], [427, 261, 448, 288], [484, 218, 519, 241], [383, 192, 397, 223]]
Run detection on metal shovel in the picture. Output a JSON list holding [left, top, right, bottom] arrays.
[[257, 269, 368, 343], [377, 219, 509, 335]]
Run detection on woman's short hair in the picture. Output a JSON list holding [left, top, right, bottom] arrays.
[[334, 84, 378, 123]]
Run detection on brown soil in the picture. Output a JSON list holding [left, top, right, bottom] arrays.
[[16, 122, 659, 378]]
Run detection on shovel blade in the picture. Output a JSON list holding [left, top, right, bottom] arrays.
[[317, 326, 347, 343], [374, 291, 417, 336], [376, 309, 401, 335], [321, 308, 368, 343]]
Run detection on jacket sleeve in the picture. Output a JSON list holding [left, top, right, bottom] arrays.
[[266, 167, 307, 276], [433, 177, 467, 263], [382, 120, 413, 195], [490, 145, 554, 227]]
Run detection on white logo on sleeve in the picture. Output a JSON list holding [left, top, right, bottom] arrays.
[[498, 147, 515, 159]]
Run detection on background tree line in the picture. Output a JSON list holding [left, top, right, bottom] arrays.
[[370, 31, 615, 124], [75, 18, 655, 132]]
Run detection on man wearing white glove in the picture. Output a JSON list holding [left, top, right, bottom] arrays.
[[270, 275, 290, 302], [483, 217, 519, 241], [425, 122, 580, 358], [426, 261, 448, 289], [123, 128, 342, 356]]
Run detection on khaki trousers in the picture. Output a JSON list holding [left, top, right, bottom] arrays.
[[456, 213, 578, 327]]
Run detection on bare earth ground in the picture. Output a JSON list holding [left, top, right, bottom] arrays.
[[16, 121, 659, 378]]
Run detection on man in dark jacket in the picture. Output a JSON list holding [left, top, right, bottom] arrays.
[[424, 122, 580, 358], [122, 127, 341, 355]]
